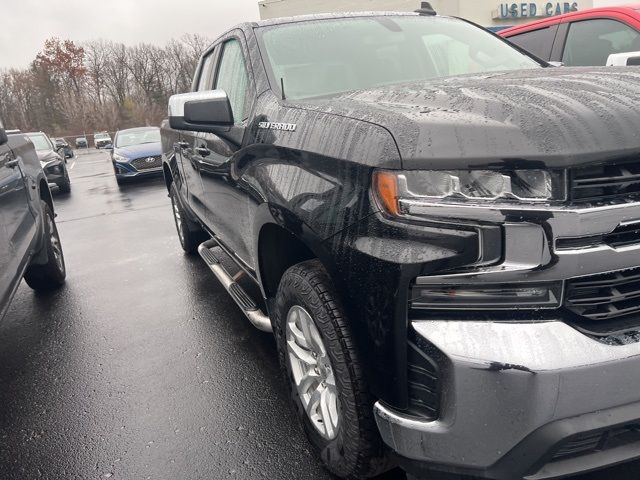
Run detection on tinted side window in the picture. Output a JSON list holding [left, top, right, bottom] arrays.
[[197, 52, 216, 91], [214, 39, 249, 123], [562, 19, 640, 66], [507, 27, 556, 60]]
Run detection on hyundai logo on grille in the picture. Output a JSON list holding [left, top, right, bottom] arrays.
[[145, 157, 155, 163]]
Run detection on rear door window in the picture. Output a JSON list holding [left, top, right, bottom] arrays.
[[506, 26, 558, 60], [214, 39, 250, 124], [197, 50, 217, 91], [562, 18, 640, 66]]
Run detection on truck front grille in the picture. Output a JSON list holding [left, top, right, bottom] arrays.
[[571, 160, 640, 203], [566, 267, 640, 320], [131, 155, 162, 171], [557, 222, 640, 250]]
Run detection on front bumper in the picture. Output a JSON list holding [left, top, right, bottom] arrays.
[[326, 165, 640, 477], [375, 319, 640, 479], [113, 161, 162, 180]]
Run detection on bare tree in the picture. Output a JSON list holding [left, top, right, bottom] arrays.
[[0, 35, 209, 135]]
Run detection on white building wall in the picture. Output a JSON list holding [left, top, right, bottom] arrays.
[[258, 0, 459, 21], [258, 0, 597, 27], [593, 0, 638, 5]]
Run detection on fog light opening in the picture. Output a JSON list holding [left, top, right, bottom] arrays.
[[411, 283, 562, 309]]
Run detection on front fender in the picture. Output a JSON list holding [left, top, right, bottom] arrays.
[[252, 202, 340, 294]]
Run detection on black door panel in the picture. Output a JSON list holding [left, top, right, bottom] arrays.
[[197, 34, 258, 268], [197, 134, 254, 265], [179, 130, 207, 219], [177, 46, 222, 221]]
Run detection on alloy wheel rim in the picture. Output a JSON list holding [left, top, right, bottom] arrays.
[[172, 198, 184, 244], [48, 214, 64, 271], [286, 305, 340, 440]]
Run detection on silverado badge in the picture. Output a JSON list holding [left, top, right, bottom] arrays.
[[258, 121, 296, 132]]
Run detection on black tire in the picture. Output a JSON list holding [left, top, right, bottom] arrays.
[[58, 165, 71, 193], [169, 182, 207, 254], [274, 259, 388, 479], [24, 201, 66, 291]]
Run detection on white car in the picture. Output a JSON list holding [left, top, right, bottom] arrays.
[[93, 132, 112, 149]]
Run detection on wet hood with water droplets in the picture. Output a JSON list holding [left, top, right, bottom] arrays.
[[295, 67, 640, 169]]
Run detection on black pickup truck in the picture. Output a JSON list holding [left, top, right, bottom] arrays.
[[0, 121, 66, 321], [161, 9, 640, 480]]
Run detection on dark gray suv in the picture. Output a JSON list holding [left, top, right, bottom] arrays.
[[25, 132, 71, 193], [0, 120, 66, 320]]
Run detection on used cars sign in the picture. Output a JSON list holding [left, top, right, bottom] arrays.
[[494, 1, 579, 19]]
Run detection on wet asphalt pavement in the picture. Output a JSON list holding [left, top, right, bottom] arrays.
[[0, 151, 335, 480], [0, 151, 638, 480]]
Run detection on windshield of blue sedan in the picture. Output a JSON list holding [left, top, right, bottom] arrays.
[[258, 16, 541, 100], [27, 133, 53, 151], [115, 128, 160, 148]]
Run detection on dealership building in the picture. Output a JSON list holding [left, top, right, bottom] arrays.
[[257, 0, 604, 28]]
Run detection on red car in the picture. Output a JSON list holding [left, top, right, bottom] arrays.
[[500, 4, 640, 66]]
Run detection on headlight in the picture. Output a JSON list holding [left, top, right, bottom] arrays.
[[45, 164, 63, 175], [374, 169, 566, 216], [113, 153, 128, 162]]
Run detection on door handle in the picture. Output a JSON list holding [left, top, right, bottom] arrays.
[[195, 147, 211, 157], [174, 141, 189, 150], [5, 159, 19, 168]]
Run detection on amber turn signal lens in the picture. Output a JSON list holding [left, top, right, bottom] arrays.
[[374, 171, 400, 216]]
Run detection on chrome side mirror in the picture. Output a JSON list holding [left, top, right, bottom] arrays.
[[168, 90, 234, 132]]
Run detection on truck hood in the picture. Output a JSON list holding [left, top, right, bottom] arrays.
[[295, 67, 640, 169]]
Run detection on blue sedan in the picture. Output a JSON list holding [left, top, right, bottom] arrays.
[[111, 127, 162, 185]]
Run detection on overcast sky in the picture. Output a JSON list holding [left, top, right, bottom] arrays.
[[0, 0, 260, 69], [1, 0, 634, 68]]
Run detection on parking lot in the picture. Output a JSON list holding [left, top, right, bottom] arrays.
[[0, 151, 336, 479], [0, 150, 638, 480]]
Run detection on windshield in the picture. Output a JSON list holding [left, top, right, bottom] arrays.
[[115, 128, 160, 148], [27, 133, 53, 151], [95, 133, 110, 139], [258, 16, 540, 100]]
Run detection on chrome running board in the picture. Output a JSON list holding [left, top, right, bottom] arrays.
[[198, 239, 272, 333]]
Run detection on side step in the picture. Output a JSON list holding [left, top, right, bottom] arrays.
[[197, 239, 272, 333]]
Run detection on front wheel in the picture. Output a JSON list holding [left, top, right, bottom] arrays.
[[274, 259, 388, 479], [58, 164, 71, 193], [169, 183, 207, 254], [58, 176, 71, 193], [24, 201, 66, 291]]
